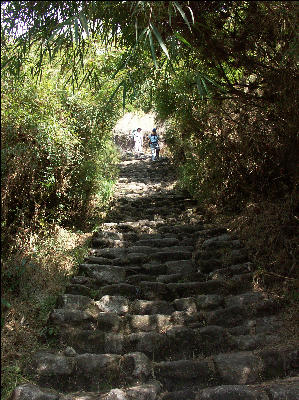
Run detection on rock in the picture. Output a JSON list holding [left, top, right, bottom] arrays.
[[213, 351, 264, 384], [63, 347, 77, 357], [165, 260, 196, 274], [57, 294, 93, 310], [100, 283, 137, 298], [196, 385, 268, 399], [81, 264, 126, 284], [120, 352, 152, 381], [95, 295, 129, 315], [96, 312, 122, 332], [154, 359, 214, 391], [264, 378, 299, 400], [196, 294, 224, 310], [130, 299, 174, 315], [9, 384, 59, 400], [32, 352, 74, 376], [173, 297, 197, 313]]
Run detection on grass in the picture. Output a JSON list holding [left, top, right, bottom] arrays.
[[1, 224, 92, 400]]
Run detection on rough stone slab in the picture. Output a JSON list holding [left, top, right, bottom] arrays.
[[232, 334, 279, 351], [91, 248, 127, 259], [119, 352, 152, 381], [83, 256, 114, 265], [128, 314, 172, 332], [70, 276, 98, 288], [75, 353, 121, 374], [135, 238, 180, 247], [154, 358, 214, 380], [33, 352, 75, 376], [57, 294, 93, 310], [9, 384, 59, 400], [65, 284, 93, 297], [95, 295, 129, 315], [80, 264, 126, 284], [127, 246, 156, 254], [167, 280, 228, 297], [228, 316, 281, 336], [126, 274, 156, 284], [157, 273, 184, 283], [152, 250, 192, 262], [129, 300, 175, 315], [91, 238, 125, 248], [112, 253, 149, 265], [165, 260, 196, 274], [138, 281, 170, 300], [161, 390, 196, 400], [195, 385, 268, 399], [196, 295, 224, 310], [171, 310, 199, 325], [96, 312, 122, 332], [93, 230, 123, 240], [258, 348, 299, 380], [143, 263, 168, 275], [100, 283, 137, 299], [198, 326, 233, 354], [173, 297, 198, 313], [213, 351, 264, 384], [50, 309, 93, 326], [102, 381, 162, 400], [208, 262, 253, 279], [224, 292, 266, 308], [159, 224, 203, 234], [201, 306, 247, 328], [202, 233, 233, 247], [263, 377, 299, 400]]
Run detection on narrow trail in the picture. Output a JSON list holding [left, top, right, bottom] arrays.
[[11, 154, 298, 399]]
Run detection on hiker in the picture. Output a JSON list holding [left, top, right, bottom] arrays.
[[133, 128, 143, 155], [148, 128, 160, 161]]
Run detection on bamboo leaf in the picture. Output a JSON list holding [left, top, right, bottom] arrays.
[[174, 32, 192, 47], [105, 80, 124, 107], [148, 30, 158, 69], [150, 22, 170, 59], [47, 16, 76, 43], [135, 18, 138, 42], [173, 2, 192, 31], [131, 1, 143, 18], [74, 18, 79, 45], [168, 2, 172, 25], [78, 10, 89, 38], [196, 75, 207, 99], [187, 6, 195, 24], [122, 81, 126, 112]]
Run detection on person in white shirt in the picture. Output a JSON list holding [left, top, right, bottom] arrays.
[[133, 128, 143, 155]]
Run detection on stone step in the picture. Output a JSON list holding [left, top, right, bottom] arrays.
[[51, 308, 281, 354], [57, 292, 279, 317], [65, 276, 251, 300], [11, 380, 162, 399], [57, 321, 284, 363], [154, 347, 299, 392], [160, 376, 299, 400], [30, 350, 154, 393]]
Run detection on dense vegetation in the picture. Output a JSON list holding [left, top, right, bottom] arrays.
[[1, 2, 298, 398]]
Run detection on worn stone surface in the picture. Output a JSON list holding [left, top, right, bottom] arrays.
[[213, 352, 264, 384], [10, 153, 297, 400]]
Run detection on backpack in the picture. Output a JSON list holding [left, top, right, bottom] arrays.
[[149, 134, 158, 144]]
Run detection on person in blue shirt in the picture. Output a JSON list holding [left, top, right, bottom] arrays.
[[148, 128, 160, 161]]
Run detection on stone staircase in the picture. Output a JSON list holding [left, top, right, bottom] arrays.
[[11, 154, 299, 399]]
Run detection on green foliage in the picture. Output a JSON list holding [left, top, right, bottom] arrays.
[[1, 362, 29, 400], [1, 41, 122, 255]]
